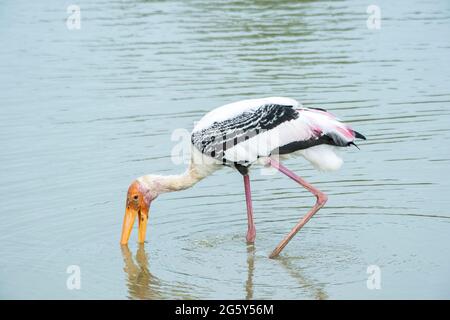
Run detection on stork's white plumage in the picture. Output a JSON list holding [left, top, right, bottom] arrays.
[[121, 97, 366, 258]]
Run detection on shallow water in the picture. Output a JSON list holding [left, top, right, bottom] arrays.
[[1, 0, 450, 299]]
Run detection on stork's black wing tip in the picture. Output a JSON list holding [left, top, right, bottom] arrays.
[[310, 107, 328, 112], [354, 131, 366, 140], [348, 141, 360, 150]]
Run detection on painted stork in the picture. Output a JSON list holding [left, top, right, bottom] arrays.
[[120, 97, 365, 258]]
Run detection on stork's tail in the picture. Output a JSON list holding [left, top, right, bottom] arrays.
[[302, 107, 366, 148]]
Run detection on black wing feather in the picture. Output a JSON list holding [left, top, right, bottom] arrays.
[[191, 104, 298, 165]]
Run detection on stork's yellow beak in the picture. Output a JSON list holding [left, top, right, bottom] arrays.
[[120, 206, 149, 245], [137, 208, 148, 243], [120, 207, 136, 245]]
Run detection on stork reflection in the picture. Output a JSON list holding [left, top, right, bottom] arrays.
[[121, 243, 326, 300], [278, 256, 328, 300], [245, 244, 255, 300], [244, 244, 327, 300]]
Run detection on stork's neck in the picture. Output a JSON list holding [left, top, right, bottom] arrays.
[[138, 163, 207, 195]]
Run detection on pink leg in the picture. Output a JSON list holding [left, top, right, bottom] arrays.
[[268, 159, 328, 258], [244, 175, 256, 243]]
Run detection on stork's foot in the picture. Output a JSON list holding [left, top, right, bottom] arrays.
[[269, 243, 285, 259], [246, 227, 256, 244]]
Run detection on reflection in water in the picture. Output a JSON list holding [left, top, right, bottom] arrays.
[[121, 245, 197, 299], [121, 243, 326, 300], [278, 256, 328, 300], [121, 244, 163, 299], [245, 244, 255, 300], [244, 244, 326, 300]]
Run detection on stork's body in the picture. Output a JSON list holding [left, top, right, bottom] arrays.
[[121, 97, 365, 258]]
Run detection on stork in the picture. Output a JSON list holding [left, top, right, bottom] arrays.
[[120, 97, 366, 258]]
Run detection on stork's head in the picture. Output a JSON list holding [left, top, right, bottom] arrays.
[[120, 179, 155, 245]]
